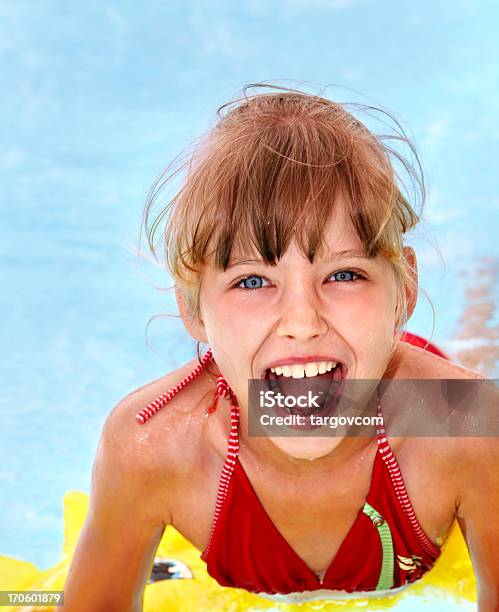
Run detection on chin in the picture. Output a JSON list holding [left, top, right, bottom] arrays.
[[269, 435, 344, 461]]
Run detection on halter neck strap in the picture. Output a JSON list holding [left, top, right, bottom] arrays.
[[135, 348, 238, 424]]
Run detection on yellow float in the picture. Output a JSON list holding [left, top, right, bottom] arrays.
[[0, 490, 476, 611]]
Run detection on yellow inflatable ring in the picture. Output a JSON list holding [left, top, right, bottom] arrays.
[[0, 490, 476, 611]]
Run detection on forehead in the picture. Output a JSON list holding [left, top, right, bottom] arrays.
[[320, 201, 364, 246]]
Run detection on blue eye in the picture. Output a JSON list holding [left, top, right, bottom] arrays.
[[234, 275, 269, 290], [233, 270, 364, 290], [330, 270, 361, 282]]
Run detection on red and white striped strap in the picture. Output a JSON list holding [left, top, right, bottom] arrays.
[[134, 348, 241, 557], [203, 396, 241, 557], [375, 394, 439, 557], [135, 349, 215, 424]]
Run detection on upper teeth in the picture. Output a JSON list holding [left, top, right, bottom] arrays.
[[270, 361, 337, 378]]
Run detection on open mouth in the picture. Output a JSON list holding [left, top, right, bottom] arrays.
[[261, 362, 348, 428]]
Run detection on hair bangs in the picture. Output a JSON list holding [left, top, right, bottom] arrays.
[[182, 114, 404, 276]]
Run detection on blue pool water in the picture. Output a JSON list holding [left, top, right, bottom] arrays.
[[1, 3, 497, 602]]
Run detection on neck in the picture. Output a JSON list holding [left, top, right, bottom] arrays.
[[237, 420, 378, 477]]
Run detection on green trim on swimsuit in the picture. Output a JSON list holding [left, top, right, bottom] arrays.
[[362, 502, 394, 590]]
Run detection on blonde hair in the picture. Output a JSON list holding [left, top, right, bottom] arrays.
[[140, 84, 428, 362]]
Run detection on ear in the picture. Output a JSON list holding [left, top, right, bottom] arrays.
[[175, 286, 208, 343], [402, 246, 418, 322]]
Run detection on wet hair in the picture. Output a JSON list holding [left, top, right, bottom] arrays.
[[140, 83, 427, 363]]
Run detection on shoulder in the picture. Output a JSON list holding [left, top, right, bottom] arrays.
[[100, 358, 220, 485], [388, 339, 496, 467], [392, 339, 487, 380]]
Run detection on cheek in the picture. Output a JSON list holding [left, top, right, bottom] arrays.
[[201, 298, 260, 389], [205, 308, 257, 354], [339, 283, 397, 360], [204, 290, 270, 348]]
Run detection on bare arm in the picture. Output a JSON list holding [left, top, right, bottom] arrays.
[[61, 401, 170, 612], [457, 437, 499, 611]]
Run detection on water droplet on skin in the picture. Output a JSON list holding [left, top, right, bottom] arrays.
[[134, 431, 151, 444]]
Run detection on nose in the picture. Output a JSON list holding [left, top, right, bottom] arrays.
[[276, 292, 328, 342]]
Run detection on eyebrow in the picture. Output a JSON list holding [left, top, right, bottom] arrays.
[[226, 249, 370, 269]]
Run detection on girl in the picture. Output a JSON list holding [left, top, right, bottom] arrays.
[[62, 85, 499, 611]]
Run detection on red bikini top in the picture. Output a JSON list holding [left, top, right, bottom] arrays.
[[136, 333, 446, 597]]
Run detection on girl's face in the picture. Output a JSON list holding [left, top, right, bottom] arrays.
[[193, 199, 410, 461]]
